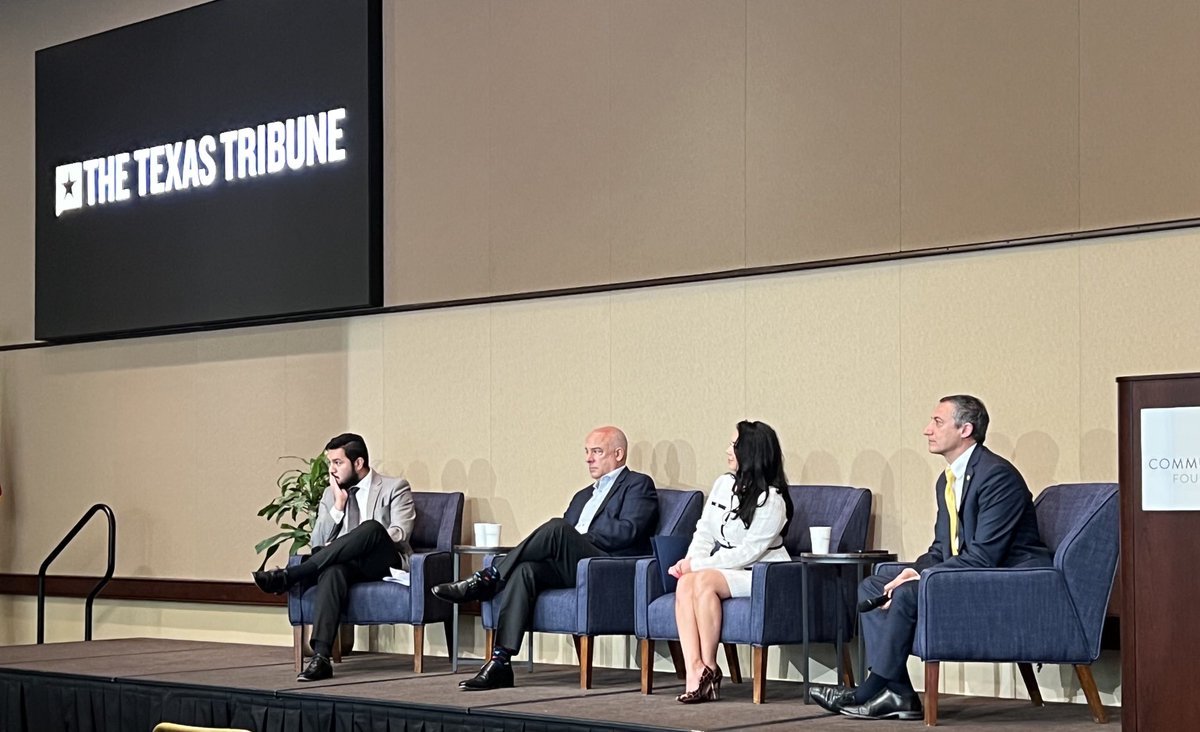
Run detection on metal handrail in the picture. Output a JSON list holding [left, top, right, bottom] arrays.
[[37, 503, 116, 644]]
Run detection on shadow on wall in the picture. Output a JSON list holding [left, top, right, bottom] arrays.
[[889, 448, 939, 560], [1010, 430, 1062, 495], [628, 439, 699, 489], [404, 458, 504, 546], [850, 450, 894, 550], [1081, 428, 1117, 483]]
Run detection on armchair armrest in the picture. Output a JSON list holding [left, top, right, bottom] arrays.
[[748, 560, 806, 646], [634, 557, 666, 638], [409, 549, 453, 622], [873, 562, 912, 579], [915, 566, 1086, 663], [575, 555, 644, 635]]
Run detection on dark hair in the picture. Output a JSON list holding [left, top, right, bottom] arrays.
[[731, 420, 794, 534], [940, 395, 989, 445], [325, 432, 370, 468]]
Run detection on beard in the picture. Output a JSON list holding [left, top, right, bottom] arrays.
[[334, 469, 361, 490]]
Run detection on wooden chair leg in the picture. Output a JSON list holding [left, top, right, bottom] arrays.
[[1017, 662, 1044, 706], [412, 625, 425, 674], [640, 639, 654, 695], [668, 640, 686, 679], [1075, 664, 1108, 724], [443, 618, 454, 653], [577, 635, 594, 689], [752, 646, 768, 704], [924, 661, 939, 726], [841, 643, 856, 687], [485, 628, 495, 656], [724, 643, 743, 684], [332, 627, 343, 664], [293, 625, 304, 672]]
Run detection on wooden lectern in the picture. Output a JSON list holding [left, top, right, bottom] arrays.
[[1117, 372, 1200, 731]]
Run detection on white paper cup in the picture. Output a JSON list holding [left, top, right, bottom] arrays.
[[473, 523, 489, 546], [482, 523, 501, 547], [809, 526, 832, 554]]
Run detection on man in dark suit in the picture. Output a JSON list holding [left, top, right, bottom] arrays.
[[433, 425, 658, 690], [811, 395, 1050, 720], [252, 433, 416, 681]]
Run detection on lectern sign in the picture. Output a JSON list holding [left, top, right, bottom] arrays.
[[1141, 406, 1200, 510]]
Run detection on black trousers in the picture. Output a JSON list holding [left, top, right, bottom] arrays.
[[291, 521, 402, 657], [493, 518, 607, 652], [858, 572, 920, 682]]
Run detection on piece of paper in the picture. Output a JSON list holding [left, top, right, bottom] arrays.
[[383, 570, 410, 586]]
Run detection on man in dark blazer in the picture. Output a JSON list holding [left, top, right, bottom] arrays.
[[252, 433, 416, 682], [433, 425, 658, 690], [811, 395, 1050, 720]]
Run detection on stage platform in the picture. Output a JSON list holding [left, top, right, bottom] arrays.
[[0, 638, 1116, 731]]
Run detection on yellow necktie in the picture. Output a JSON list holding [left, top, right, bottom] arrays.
[[945, 468, 958, 556]]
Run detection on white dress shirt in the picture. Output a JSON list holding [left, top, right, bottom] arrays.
[[574, 466, 625, 533], [328, 469, 373, 528]]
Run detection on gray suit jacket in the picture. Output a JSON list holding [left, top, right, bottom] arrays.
[[311, 471, 417, 568]]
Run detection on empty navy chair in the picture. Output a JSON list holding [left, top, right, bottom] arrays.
[[288, 491, 463, 673], [481, 487, 704, 688], [635, 484, 873, 703], [893, 482, 1118, 725]]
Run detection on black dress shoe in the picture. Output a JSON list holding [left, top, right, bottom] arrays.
[[433, 574, 497, 604], [297, 653, 333, 682], [839, 688, 923, 721], [809, 685, 857, 713], [459, 659, 514, 691], [252, 568, 288, 594]]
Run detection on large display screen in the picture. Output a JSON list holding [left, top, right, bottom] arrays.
[[35, 0, 382, 341]]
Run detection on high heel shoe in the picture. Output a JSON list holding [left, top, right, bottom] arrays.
[[676, 664, 721, 704]]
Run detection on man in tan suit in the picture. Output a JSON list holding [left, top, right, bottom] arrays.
[[253, 433, 415, 681]]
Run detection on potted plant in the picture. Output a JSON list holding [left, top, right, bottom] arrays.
[[255, 452, 329, 568]]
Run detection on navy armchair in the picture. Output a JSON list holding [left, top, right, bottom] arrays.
[[882, 482, 1118, 726], [481, 487, 704, 689], [288, 491, 463, 673], [635, 484, 873, 703]]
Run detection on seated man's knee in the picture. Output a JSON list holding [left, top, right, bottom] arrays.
[[859, 573, 889, 601], [889, 578, 919, 609]]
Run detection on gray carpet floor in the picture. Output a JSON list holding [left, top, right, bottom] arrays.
[[0, 638, 1117, 730]]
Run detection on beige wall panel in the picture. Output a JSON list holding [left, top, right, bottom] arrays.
[[1079, 229, 1200, 482], [744, 264, 903, 550], [0, 346, 118, 575], [610, 0, 745, 281], [342, 319, 387, 467], [78, 338, 203, 580], [746, 0, 901, 266], [488, 0, 611, 295], [382, 306, 491, 540], [191, 328, 291, 579], [386, 0, 491, 304], [2, 596, 291, 648], [610, 281, 746, 491], [270, 323, 350, 458], [1080, 1, 1200, 230], [899, 246, 1082, 543], [900, 0, 1079, 250], [488, 295, 612, 539]]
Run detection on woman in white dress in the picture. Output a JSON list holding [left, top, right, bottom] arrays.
[[669, 420, 794, 704]]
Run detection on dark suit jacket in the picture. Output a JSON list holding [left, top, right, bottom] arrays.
[[563, 467, 658, 557], [913, 445, 1050, 572]]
